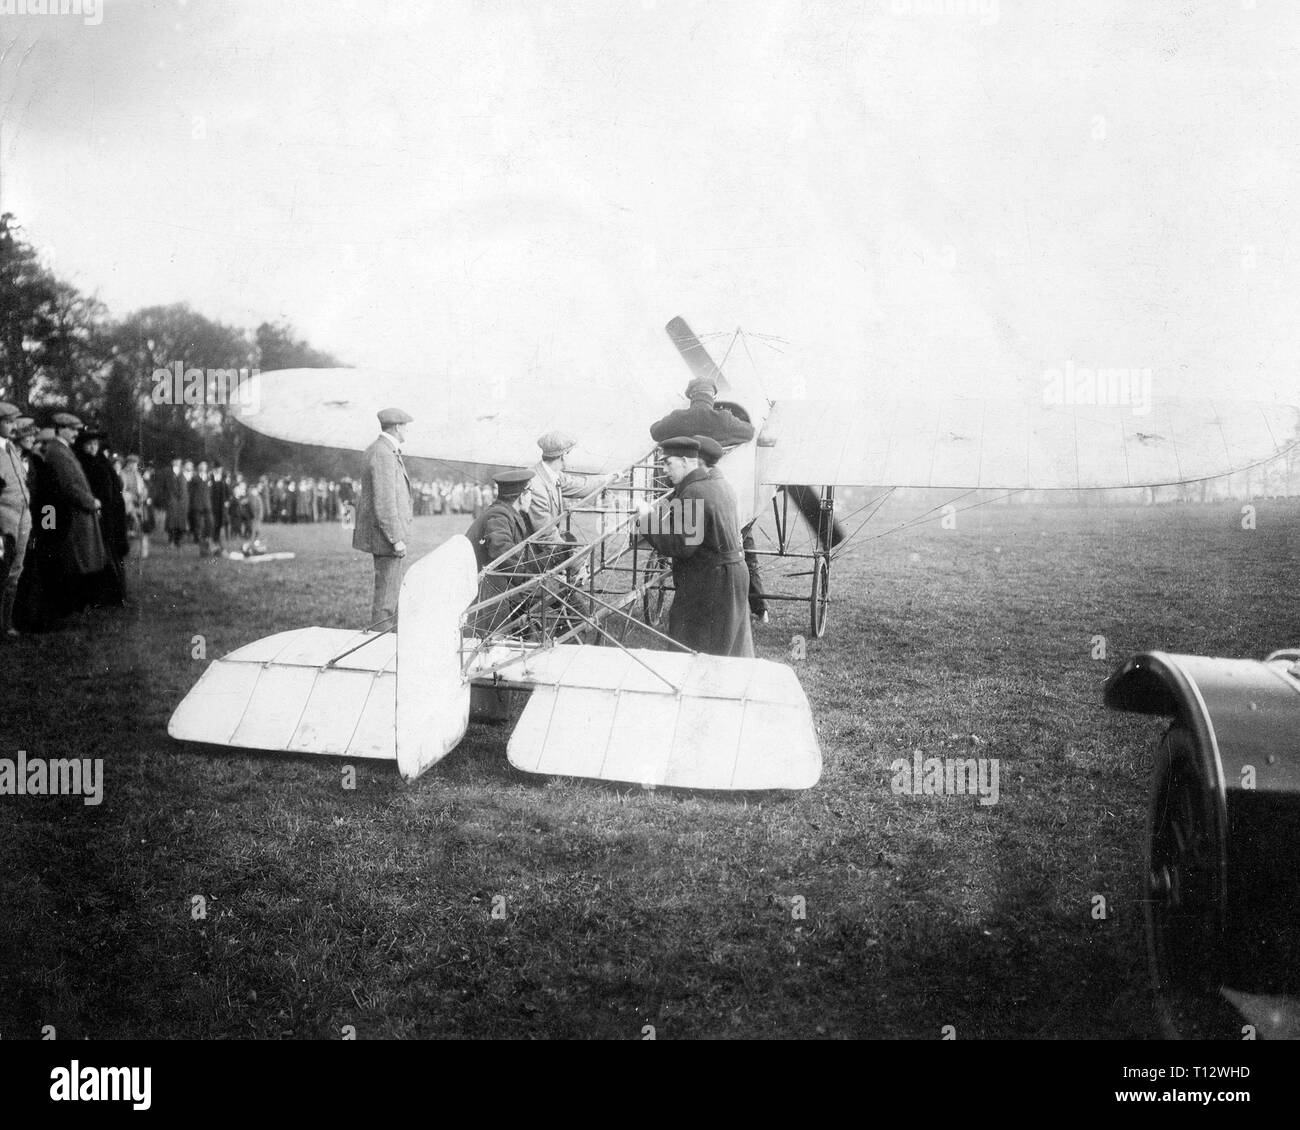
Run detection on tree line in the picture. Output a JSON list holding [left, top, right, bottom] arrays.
[[0, 212, 352, 479]]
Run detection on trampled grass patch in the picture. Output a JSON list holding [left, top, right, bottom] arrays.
[[1, 497, 1295, 1038]]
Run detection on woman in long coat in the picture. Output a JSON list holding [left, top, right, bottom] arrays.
[[76, 432, 127, 605], [640, 438, 754, 658]]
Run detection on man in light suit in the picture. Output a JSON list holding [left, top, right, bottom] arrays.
[[522, 430, 618, 543], [352, 407, 414, 627], [0, 402, 33, 638]]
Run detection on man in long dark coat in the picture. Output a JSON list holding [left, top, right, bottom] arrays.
[[189, 460, 215, 555], [160, 458, 189, 547], [43, 412, 108, 613], [464, 469, 537, 636], [639, 436, 753, 658], [209, 463, 231, 550]]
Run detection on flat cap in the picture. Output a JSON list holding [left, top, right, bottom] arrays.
[[537, 430, 576, 458], [659, 435, 700, 457], [493, 468, 534, 499], [377, 407, 413, 426], [52, 411, 84, 428], [0, 401, 20, 419], [692, 435, 724, 466], [685, 377, 717, 401]]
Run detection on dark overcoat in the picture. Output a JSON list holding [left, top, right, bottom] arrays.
[[41, 438, 107, 576], [649, 401, 755, 446], [464, 500, 536, 634], [188, 474, 213, 517], [642, 466, 753, 657], [161, 470, 189, 533], [79, 450, 128, 559], [210, 477, 230, 529]]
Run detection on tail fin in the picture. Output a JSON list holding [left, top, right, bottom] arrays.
[[395, 535, 480, 780]]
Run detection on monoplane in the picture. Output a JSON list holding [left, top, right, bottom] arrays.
[[168, 317, 1298, 791]]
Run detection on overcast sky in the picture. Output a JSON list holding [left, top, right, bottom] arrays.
[[3, 0, 1298, 406]]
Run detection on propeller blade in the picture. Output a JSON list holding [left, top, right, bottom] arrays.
[[665, 315, 730, 395]]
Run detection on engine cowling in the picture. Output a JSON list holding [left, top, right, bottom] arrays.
[[1105, 649, 1300, 1038]]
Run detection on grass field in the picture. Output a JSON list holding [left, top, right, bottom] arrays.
[[1, 495, 1296, 1039]]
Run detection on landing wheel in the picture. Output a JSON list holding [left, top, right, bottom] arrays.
[[642, 582, 667, 629], [1145, 724, 1232, 1038], [641, 552, 668, 627], [809, 552, 830, 639]]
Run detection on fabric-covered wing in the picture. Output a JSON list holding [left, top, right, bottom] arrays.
[[234, 367, 679, 475], [758, 397, 1300, 489]]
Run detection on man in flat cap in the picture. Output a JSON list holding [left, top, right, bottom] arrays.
[[0, 402, 32, 636], [649, 377, 755, 448], [353, 407, 415, 627], [523, 431, 618, 545], [637, 436, 753, 657], [464, 469, 538, 635], [42, 410, 108, 614], [693, 433, 768, 624]]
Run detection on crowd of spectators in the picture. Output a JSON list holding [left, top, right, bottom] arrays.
[[0, 404, 494, 638]]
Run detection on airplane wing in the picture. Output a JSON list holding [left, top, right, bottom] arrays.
[[758, 397, 1300, 489], [234, 366, 680, 475]]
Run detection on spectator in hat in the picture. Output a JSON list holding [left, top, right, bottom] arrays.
[[75, 429, 127, 605], [0, 402, 32, 637], [161, 457, 189, 548], [353, 407, 415, 627], [464, 469, 538, 635], [120, 453, 151, 558], [648, 376, 755, 448], [189, 460, 215, 555], [11, 418, 56, 631], [42, 412, 108, 614], [637, 436, 753, 657], [209, 462, 230, 551]]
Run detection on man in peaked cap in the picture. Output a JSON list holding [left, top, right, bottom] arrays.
[[464, 468, 539, 635], [352, 407, 415, 627], [693, 433, 768, 624], [637, 436, 753, 657], [648, 376, 755, 448]]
